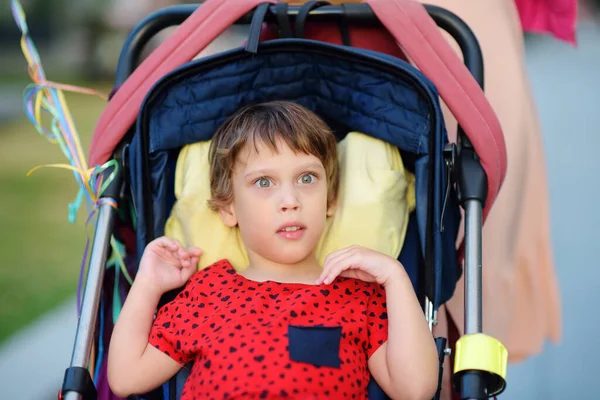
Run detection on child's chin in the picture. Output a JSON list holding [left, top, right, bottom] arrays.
[[265, 249, 313, 265]]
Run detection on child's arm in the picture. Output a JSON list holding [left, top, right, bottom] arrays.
[[107, 237, 202, 397], [318, 246, 438, 400], [107, 275, 182, 397], [367, 270, 438, 400]]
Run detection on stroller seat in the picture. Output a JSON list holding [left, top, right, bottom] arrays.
[[128, 36, 458, 400]]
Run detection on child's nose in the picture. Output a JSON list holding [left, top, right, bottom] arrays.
[[280, 200, 300, 212], [279, 189, 301, 212]]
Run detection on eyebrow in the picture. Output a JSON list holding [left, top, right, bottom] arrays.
[[244, 162, 324, 179]]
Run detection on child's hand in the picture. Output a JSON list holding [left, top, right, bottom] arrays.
[[136, 236, 202, 295], [317, 245, 403, 288]]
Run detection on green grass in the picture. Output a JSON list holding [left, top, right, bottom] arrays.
[[0, 82, 112, 343]]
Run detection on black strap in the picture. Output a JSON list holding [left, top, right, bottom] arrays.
[[247, 1, 351, 55], [296, 1, 351, 46], [274, 2, 293, 38], [339, 4, 352, 47], [296, 1, 330, 39], [245, 2, 271, 54], [169, 376, 177, 400]]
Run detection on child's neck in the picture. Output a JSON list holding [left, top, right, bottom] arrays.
[[242, 253, 322, 285]]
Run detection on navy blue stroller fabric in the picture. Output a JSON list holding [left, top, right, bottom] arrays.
[[128, 39, 460, 309]]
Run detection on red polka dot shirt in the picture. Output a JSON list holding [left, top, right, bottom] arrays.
[[148, 259, 388, 399]]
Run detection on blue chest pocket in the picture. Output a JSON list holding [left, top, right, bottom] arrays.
[[288, 325, 342, 368]]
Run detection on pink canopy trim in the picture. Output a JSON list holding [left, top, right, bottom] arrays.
[[88, 0, 277, 168]]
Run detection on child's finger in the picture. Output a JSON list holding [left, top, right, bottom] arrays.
[[181, 262, 196, 281], [162, 239, 182, 256], [182, 255, 199, 268], [319, 260, 343, 285], [322, 263, 346, 285], [188, 247, 203, 257], [154, 236, 177, 252], [188, 256, 200, 267], [322, 246, 352, 268], [323, 253, 360, 285], [319, 249, 355, 284], [178, 249, 190, 261], [319, 250, 347, 282], [167, 237, 181, 250], [338, 269, 357, 279]]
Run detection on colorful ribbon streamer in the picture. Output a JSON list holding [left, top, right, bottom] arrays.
[[12, 0, 111, 210], [11, 0, 132, 343]]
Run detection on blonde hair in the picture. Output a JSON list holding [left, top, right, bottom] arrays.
[[208, 101, 339, 210]]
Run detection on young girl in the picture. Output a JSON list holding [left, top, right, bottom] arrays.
[[108, 101, 438, 399]]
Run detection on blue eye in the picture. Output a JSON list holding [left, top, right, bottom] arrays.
[[299, 174, 316, 184], [255, 177, 272, 188]]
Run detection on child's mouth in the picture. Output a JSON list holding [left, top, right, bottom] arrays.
[[276, 225, 306, 240]]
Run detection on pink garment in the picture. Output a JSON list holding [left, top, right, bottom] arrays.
[[515, 0, 578, 44], [424, 0, 563, 397]]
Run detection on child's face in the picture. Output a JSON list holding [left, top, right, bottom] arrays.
[[219, 139, 334, 267]]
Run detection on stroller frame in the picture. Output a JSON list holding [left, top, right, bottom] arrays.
[[60, 3, 503, 400]]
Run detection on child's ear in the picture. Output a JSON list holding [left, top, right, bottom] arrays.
[[326, 199, 337, 217], [218, 201, 238, 227]]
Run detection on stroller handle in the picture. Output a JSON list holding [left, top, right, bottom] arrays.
[[114, 3, 484, 90]]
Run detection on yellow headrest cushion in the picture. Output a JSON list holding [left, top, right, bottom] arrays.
[[165, 132, 415, 271]]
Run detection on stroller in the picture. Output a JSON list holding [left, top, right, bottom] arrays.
[[59, 1, 508, 399]]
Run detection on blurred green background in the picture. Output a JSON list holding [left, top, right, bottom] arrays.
[[0, 0, 129, 343], [0, 90, 107, 343]]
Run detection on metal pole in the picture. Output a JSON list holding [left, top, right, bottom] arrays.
[[463, 199, 483, 335], [63, 202, 116, 400]]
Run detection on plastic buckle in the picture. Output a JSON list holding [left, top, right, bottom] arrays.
[[441, 143, 457, 232]]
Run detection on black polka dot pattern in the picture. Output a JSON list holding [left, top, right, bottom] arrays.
[[148, 260, 388, 399]]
